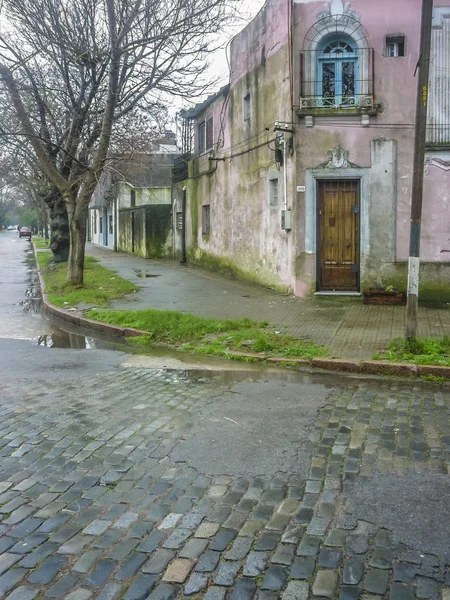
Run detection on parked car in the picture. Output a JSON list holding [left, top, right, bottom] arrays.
[[19, 226, 32, 238], [7, 225, 13, 231]]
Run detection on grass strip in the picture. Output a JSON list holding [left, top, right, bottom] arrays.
[[374, 336, 450, 366], [86, 308, 329, 360], [37, 253, 136, 307], [33, 236, 51, 249]]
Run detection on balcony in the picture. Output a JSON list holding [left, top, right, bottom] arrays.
[[172, 153, 191, 183], [298, 48, 378, 117]]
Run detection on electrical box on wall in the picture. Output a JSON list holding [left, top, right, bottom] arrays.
[[281, 210, 292, 231]]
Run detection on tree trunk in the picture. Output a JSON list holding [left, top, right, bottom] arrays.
[[45, 190, 70, 263], [66, 202, 88, 286]]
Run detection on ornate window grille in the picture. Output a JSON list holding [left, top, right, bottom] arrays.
[[318, 37, 358, 107], [300, 11, 374, 110]]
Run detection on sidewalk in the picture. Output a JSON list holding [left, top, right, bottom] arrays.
[[87, 244, 450, 359]]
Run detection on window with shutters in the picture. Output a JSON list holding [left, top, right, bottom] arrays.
[[198, 116, 214, 154], [202, 205, 210, 235]]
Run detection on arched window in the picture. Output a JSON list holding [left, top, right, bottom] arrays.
[[318, 36, 358, 107], [299, 9, 373, 111]]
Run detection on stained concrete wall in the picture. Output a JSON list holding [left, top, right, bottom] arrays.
[[118, 205, 172, 259]]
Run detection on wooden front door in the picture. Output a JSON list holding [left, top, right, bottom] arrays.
[[317, 180, 360, 291]]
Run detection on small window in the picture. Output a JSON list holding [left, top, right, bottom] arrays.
[[198, 116, 214, 154], [109, 215, 113, 234], [198, 121, 206, 154], [202, 204, 210, 235], [386, 35, 405, 57], [130, 188, 136, 207], [99, 216, 103, 234], [93, 213, 97, 235], [176, 212, 183, 230], [206, 117, 213, 151], [269, 178, 279, 207], [244, 93, 251, 121]]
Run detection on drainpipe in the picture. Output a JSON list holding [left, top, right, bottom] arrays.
[[113, 198, 118, 252], [180, 187, 187, 264]]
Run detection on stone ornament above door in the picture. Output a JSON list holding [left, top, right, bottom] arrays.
[[315, 0, 361, 22], [319, 145, 358, 169]]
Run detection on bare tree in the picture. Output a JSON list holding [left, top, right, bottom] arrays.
[[0, 0, 237, 284], [0, 81, 71, 260]]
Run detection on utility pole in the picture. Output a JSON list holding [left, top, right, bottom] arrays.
[[405, 0, 434, 340]]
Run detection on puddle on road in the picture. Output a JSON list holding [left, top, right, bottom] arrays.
[[135, 271, 161, 279], [19, 254, 43, 314]]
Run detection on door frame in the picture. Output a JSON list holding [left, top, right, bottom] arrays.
[[316, 179, 361, 292], [305, 167, 370, 291]]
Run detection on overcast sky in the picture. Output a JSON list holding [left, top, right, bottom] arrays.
[[211, 0, 266, 85], [166, 1, 265, 127]]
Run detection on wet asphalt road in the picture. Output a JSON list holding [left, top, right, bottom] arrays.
[[0, 231, 50, 341], [1, 233, 450, 599]]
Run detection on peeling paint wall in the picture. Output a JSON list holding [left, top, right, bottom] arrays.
[[184, 0, 295, 292], [293, 0, 450, 299]]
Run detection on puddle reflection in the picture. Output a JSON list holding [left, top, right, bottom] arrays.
[[37, 331, 96, 349]]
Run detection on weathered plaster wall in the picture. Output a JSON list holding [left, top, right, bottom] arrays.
[[185, 0, 296, 292], [423, 160, 450, 261], [293, 0, 450, 299], [184, 0, 450, 300]]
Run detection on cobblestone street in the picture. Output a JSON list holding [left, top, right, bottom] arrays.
[[1, 344, 450, 600]]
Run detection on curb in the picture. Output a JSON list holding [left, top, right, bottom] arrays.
[[34, 245, 150, 343], [33, 243, 450, 380]]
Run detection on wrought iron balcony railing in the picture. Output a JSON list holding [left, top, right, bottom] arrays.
[[299, 48, 375, 111]]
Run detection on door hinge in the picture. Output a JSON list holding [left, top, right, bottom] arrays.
[[351, 264, 360, 273], [351, 205, 360, 214]]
